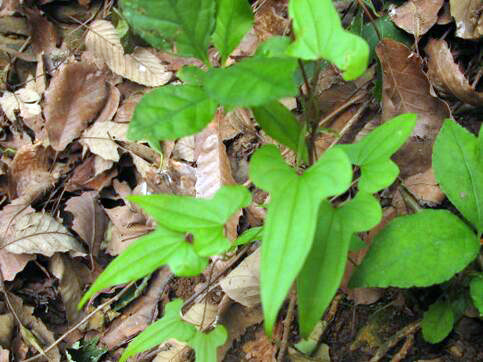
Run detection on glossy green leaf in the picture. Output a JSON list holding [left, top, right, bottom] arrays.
[[129, 185, 252, 256], [249, 145, 352, 335], [203, 57, 298, 107], [127, 85, 217, 141], [470, 273, 483, 315], [422, 300, 454, 344], [252, 101, 308, 162], [297, 192, 381, 336], [287, 0, 369, 80], [120, 299, 196, 362], [190, 325, 227, 362], [177, 66, 206, 85], [339, 113, 416, 192], [350, 210, 480, 288], [234, 227, 263, 246], [433, 119, 482, 234], [121, 0, 215, 62], [212, 0, 253, 64]]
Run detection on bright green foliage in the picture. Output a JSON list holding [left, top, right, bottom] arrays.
[[249, 145, 352, 335], [120, 299, 226, 362], [177, 66, 206, 85], [121, 0, 215, 63], [79, 186, 250, 307], [421, 300, 454, 344], [255, 36, 291, 57], [212, 0, 253, 64], [287, 0, 369, 80], [127, 85, 217, 141], [349, 234, 367, 252], [203, 57, 298, 107], [189, 325, 227, 362], [339, 114, 416, 192], [233, 227, 263, 246], [433, 119, 483, 235], [252, 101, 308, 162], [470, 273, 483, 315], [350, 210, 480, 288], [297, 192, 381, 336]]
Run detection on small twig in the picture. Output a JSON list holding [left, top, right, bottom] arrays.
[[277, 287, 296, 362], [22, 281, 136, 362], [369, 320, 420, 362], [390, 334, 414, 362]]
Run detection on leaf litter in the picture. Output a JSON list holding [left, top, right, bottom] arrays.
[[0, 1, 481, 361]]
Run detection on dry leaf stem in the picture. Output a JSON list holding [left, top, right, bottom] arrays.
[[277, 286, 296, 362]]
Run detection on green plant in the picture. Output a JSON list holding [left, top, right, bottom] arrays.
[[77, 0, 482, 360], [350, 119, 482, 343]]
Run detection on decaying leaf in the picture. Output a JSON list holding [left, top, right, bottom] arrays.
[[64, 191, 108, 257], [25, 7, 58, 55], [220, 248, 260, 308], [4, 212, 85, 257], [9, 143, 56, 202], [0, 249, 34, 281], [44, 62, 108, 151], [0, 313, 15, 347], [95, 84, 121, 123], [65, 155, 117, 192], [49, 253, 90, 325], [0, 79, 41, 122], [449, 0, 483, 39], [81, 121, 128, 162], [425, 38, 483, 106], [7, 293, 61, 361], [389, 0, 444, 36], [153, 340, 190, 362], [182, 303, 218, 330], [376, 39, 449, 178], [85, 20, 172, 86], [0, 345, 9, 362]]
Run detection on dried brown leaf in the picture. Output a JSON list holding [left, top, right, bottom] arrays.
[[0, 313, 15, 346], [220, 248, 260, 308], [0, 250, 34, 282], [85, 20, 172, 86], [182, 303, 218, 330], [114, 93, 143, 124], [65, 155, 117, 192], [25, 7, 58, 55], [449, 0, 483, 39], [9, 143, 55, 202], [376, 39, 449, 178], [389, 0, 444, 36], [8, 293, 61, 361], [426, 38, 483, 106], [81, 121, 128, 162], [44, 62, 108, 151], [49, 254, 90, 325], [173, 136, 195, 162], [153, 340, 190, 362], [0, 346, 9, 362], [4, 212, 85, 257], [101, 270, 169, 349], [64, 191, 107, 257], [96, 84, 121, 123], [0, 80, 41, 122]]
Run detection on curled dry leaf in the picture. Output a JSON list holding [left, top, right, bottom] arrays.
[[49, 253, 90, 325], [85, 20, 172, 87], [44, 62, 108, 151], [3, 212, 85, 257], [449, 0, 483, 39], [64, 191, 107, 258], [389, 0, 444, 37], [153, 340, 190, 362], [114, 93, 143, 124], [0, 81, 41, 122], [65, 155, 117, 192], [376, 39, 449, 178], [182, 303, 218, 330], [96, 84, 121, 123], [81, 121, 128, 162], [425, 38, 483, 106], [7, 293, 61, 361], [9, 143, 56, 202], [220, 248, 260, 308], [173, 136, 195, 162]]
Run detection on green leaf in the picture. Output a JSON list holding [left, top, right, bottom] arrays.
[[470, 273, 483, 315], [339, 113, 416, 192], [350, 210, 480, 288], [233, 227, 263, 246], [128, 85, 217, 142], [212, 0, 253, 64], [190, 325, 227, 362], [203, 57, 298, 107], [433, 119, 482, 234], [249, 145, 352, 335], [255, 36, 291, 57], [287, 0, 369, 80], [251, 101, 308, 162], [121, 0, 215, 63], [349, 234, 366, 252], [177, 66, 206, 85], [120, 299, 196, 362], [129, 185, 252, 256], [297, 192, 381, 336], [422, 300, 454, 344], [78, 228, 208, 307]]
